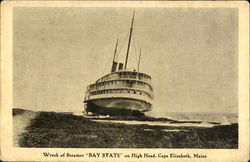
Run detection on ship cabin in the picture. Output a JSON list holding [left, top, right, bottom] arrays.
[[84, 70, 154, 102]]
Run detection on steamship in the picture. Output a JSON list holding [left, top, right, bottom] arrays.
[[84, 12, 154, 116]]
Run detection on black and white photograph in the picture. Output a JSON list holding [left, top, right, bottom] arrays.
[[1, 1, 249, 161]]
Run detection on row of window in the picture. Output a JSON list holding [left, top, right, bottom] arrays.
[[119, 72, 151, 79], [97, 72, 151, 83], [89, 88, 153, 99], [89, 80, 153, 92]]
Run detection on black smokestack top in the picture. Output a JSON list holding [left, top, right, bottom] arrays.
[[111, 61, 118, 72], [118, 63, 124, 70]]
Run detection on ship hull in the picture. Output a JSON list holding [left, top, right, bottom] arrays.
[[85, 97, 152, 116]]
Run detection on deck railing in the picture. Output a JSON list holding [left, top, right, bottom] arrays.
[[96, 72, 151, 83], [88, 88, 153, 100], [89, 80, 153, 94]]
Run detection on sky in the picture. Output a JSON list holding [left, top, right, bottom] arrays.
[[13, 7, 238, 113]]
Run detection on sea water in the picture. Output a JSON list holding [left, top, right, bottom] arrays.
[[162, 112, 238, 124]]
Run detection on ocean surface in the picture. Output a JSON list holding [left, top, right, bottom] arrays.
[[146, 111, 238, 124]]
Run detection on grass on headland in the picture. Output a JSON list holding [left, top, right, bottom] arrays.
[[15, 110, 238, 148]]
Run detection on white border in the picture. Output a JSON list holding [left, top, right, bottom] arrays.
[[1, 1, 249, 161]]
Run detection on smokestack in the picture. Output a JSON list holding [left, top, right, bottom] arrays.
[[111, 61, 118, 72], [118, 63, 124, 70]]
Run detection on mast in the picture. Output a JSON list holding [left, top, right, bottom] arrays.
[[111, 39, 119, 72], [124, 11, 135, 69], [137, 48, 141, 72], [112, 38, 119, 62]]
